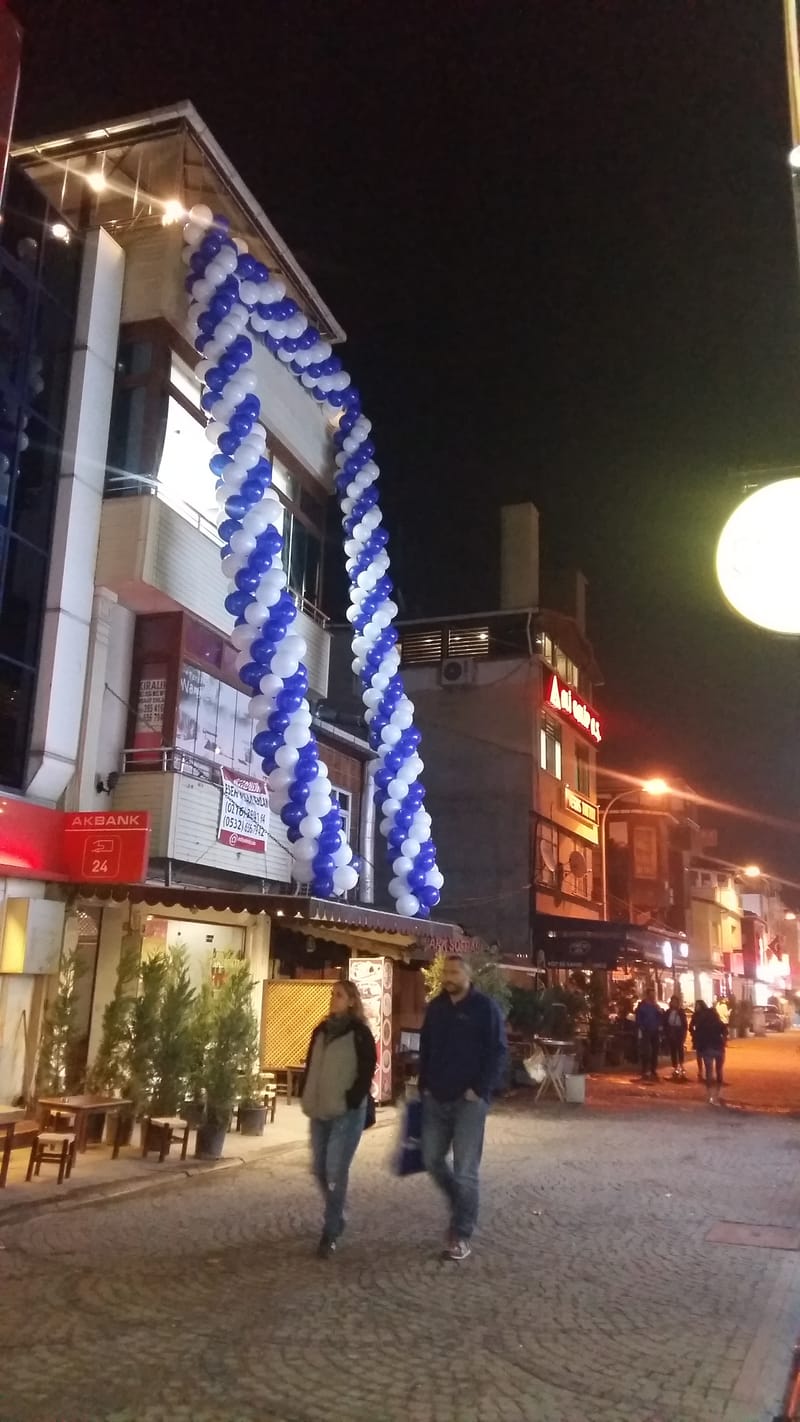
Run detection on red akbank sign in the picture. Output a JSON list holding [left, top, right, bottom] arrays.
[[545, 672, 602, 745], [0, 800, 150, 883]]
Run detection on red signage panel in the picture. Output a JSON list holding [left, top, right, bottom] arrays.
[[544, 672, 602, 744], [0, 797, 68, 880], [62, 812, 150, 883]]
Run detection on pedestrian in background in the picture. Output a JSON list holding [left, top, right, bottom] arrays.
[[665, 995, 688, 1080], [302, 980, 377, 1259], [419, 955, 508, 1262], [692, 999, 727, 1104], [635, 986, 663, 1082]]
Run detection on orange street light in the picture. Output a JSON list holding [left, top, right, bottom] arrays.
[[742, 864, 762, 879]]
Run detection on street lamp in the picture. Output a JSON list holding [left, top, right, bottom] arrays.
[[599, 779, 671, 920], [742, 864, 762, 879]]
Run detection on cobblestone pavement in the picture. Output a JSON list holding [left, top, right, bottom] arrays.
[[2, 1087, 800, 1422]]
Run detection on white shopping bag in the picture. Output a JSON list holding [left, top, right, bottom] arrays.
[[523, 1050, 546, 1084]]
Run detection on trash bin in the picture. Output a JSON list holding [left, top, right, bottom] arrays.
[[565, 1073, 586, 1105]]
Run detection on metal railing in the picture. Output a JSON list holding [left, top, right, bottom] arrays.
[[122, 745, 224, 782]]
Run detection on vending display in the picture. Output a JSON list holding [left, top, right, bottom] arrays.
[[348, 956, 393, 1103]]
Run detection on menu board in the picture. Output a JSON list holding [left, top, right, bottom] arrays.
[[348, 957, 393, 1103]]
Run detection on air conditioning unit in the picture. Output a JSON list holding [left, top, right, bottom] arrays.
[[439, 657, 476, 687]]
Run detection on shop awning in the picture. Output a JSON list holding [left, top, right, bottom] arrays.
[[533, 914, 690, 972], [83, 882, 468, 950]]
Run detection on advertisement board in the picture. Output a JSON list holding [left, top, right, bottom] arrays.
[[348, 956, 393, 1103], [217, 768, 269, 854]]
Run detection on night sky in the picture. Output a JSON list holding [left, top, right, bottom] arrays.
[[11, 0, 800, 878]]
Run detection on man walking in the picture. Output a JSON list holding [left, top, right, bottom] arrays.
[[419, 956, 508, 1261], [635, 986, 663, 1082]]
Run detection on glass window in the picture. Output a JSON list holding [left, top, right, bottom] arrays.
[[106, 384, 150, 493], [0, 534, 46, 667], [334, 788, 353, 843], [555, 646, 568, 679], [175, 661, 257, 778], [539, 718, 562, 780], [10, 414, 61, 548], [576, 748, 591, 797], [157, 394, 218, 533], [0, 659, 34, 786], [117, 340, 153, 379]]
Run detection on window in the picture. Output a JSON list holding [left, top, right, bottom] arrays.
[[632, 826, 659, 880], [537, 820, 558, 883], [575, 747, 591, 797], [175, 663, 256, 777], [538, 634, 553, 665], [555, 647, 568, 680], [447, 626, 490, 658], [539, 716, 562, 779], [399, 629, 443, 665], [0, 165, 81, 786], [333, 788, 353, 844]]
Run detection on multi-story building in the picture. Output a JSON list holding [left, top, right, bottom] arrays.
[[330, 502, 604, 955], [0, 103, 460, 1104]]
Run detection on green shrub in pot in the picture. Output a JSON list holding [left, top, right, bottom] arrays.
[[195, 963, 259, 1158]]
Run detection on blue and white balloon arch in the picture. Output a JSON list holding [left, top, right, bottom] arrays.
[[182, 205, 443, 919]]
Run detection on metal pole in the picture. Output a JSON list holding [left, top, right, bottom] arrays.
[[600, 790, 630, 921]]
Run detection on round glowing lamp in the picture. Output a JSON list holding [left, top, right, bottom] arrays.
[[716, 478, 800, 634]]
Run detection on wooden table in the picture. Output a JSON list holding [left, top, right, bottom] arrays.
[[37, 1096, 133, 1158], [265, 1067, 305, 1102]]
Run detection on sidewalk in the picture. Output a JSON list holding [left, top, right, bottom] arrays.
[[0, 1103, 400, 1220]]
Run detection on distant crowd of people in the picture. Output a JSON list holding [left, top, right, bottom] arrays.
[[634, 989, 729, 1103]]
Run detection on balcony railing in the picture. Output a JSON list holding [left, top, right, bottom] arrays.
[[122, 745, 226, 782]]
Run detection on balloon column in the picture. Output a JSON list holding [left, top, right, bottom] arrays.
[[182, 205, 443, 919]]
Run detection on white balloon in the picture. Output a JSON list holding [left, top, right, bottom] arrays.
[[401, 838, 421, 860], [299, 815, 323, 840], [291, 861, 313, 883], [333, 865, 358, 893], [189, 203, 214, 227], [230, 623, 255, 650], [332, 843, 353, 868], [426, 869, 445, 889], [388, 779, 409, 801], [271, 653, 299, 680], [388, 877, 406, 898], [293, 839, 317, 861], [268, 768, 292, 793], [243, 509, 271, 537], [281, 633, 307, 661], [249, 693, 275, 718], [244, 600, 269, 627], [306, 798, 331, 821], [275, 744, 299, 769], [285, 723, 311, 748], [392, 856, 413, 877], [259, 673, 284, 699], [230, 530, 256, 557], [397, 893, 420, 918]]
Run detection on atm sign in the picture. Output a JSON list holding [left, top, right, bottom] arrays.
[[62, 813, 150, 883]]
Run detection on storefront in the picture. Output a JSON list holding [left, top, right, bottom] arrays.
[[534, 913, 691, 1004], [86, 884, 466, 1103]]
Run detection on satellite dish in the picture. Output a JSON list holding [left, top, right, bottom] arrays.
[[569, 850, 587, 877], [540, 842, 557, 873]]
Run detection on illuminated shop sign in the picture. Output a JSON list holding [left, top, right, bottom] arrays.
[[545, 673, 602, 744], [564, 787, 598, 825]]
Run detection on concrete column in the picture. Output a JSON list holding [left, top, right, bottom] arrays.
[[27, 228, 125, 803], [67, 586, 119, 811]]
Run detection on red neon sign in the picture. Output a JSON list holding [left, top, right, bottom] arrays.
[[545, 672, 602, 744], [0, 801, 150, 883]]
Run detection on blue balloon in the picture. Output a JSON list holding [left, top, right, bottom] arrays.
[[218, 518, 241, 545], [224, 590, 252, 618], [419, 885, 441, 910], [253, 729, 280, 757], [218, 431, 241, 457], [268, 710, 291, 734], [238, 662, 264, 689], [235, 567, 260, 593], [312, 853, 335, 877], [281, 804, 305, 830]]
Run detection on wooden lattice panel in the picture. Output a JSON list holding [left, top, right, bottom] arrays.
[[261, 980, 331, 1069]]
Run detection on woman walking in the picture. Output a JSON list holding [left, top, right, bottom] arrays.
[[665, 996, 688, 1080], [692, 1000, 727, 1104], [301, 980, 376, 1258]]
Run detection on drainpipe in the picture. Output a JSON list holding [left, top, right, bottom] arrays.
[[359, 759, 376, 905]]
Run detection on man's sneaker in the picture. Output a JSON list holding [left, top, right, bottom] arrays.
[[316, 1234, 337, 1259], [444, 1238, 472, 1262]]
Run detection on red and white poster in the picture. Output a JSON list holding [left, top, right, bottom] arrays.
[[217, 767, 269, 854], [348, 956, 393, 1103], [132, 663, 168, 756]]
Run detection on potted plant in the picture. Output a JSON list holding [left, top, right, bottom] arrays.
[[237, 1036, 269, 1137], [35, 945, 87, 1098], [85, 944, 140, 1146], [587, 973, 611, 1072], [195, 962, 259, 1159], [149, 949, 196, 1115], [125, 951, 168, 1119]]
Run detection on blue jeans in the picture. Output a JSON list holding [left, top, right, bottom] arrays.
[[422, 1095, 488, 1240], [310, 1102, 366, 1241], [701, 1050, 723, 1087]]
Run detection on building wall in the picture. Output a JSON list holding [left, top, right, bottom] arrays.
[[402, 660, 535, 951]]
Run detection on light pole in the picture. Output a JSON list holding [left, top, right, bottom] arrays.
[[599, 778, 671, 921]]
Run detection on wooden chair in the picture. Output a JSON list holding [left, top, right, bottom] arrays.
[[27, 1132, 76, 1185], [0, 1120, 40, 1188], [140, 1116, 190, 1163]]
